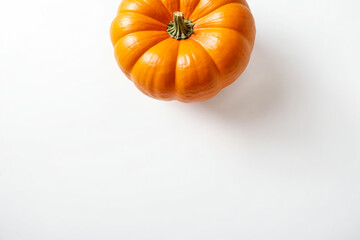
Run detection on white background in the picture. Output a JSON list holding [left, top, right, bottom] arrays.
[[1, 0, 360, 239]]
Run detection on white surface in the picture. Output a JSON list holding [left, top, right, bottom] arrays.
[[1, 0, 360, 239]]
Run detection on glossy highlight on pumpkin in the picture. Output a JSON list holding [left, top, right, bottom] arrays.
[[110, 0, 256, 102]]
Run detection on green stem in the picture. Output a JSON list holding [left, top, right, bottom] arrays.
[[167, 11, 194, 40]]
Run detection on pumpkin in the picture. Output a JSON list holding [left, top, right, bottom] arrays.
[[110, 0, 256, 102]]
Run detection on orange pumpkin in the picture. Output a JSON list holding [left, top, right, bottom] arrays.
[[110, 0, 256, 102]]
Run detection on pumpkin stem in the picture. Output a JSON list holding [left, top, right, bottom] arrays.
[[167, 11, 194, 40]]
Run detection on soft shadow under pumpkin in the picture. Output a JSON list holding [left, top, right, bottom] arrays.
[[195, 43, 284, 123]]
